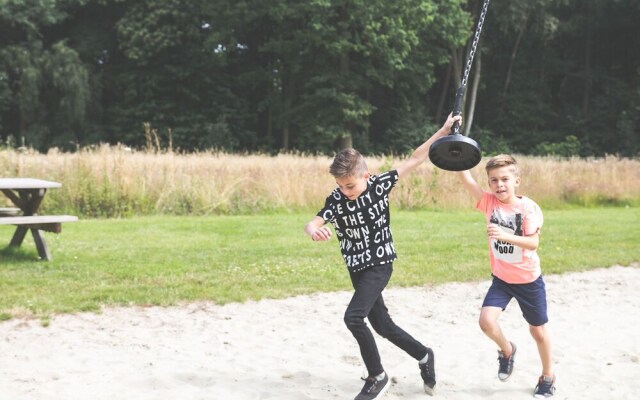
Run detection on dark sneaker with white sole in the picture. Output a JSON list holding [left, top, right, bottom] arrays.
[[533, 375, 556, 398], [419, 347, 436, 396], [354, 373, 389, 400], [497, 341, 517, 381]]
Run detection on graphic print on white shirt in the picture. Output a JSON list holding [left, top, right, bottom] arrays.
[[489, 208, 524, 264]]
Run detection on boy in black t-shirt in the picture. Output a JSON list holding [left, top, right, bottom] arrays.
[[304, 113, 460, 400]]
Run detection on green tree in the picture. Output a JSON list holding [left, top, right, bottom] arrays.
[[205, 0, 469, 152], [474, 0, 640, 155], [114, 0, 252, 150], [0, 0, 91, 149], [1, 0, 637, 155]]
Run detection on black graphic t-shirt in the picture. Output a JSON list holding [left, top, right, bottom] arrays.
[[316, 170, 399, 272]]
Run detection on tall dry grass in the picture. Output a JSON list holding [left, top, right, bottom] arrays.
[[1, 146, 638, 217]]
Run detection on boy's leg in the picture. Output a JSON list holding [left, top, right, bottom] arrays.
[[481, 306, 517, 381], [366, 267, 429, 360], [479, 306, 513, 355], [345, 264, 392, 377], [365, 264, 436, 395], [513, 275, 553, 376], [480, 276, 514, 355], [368, 297, 429, 357], [512, 275, 556, 396], [481, 277, 517, 381], [530, 323, 555, 397], [529, 324, 553, 376]]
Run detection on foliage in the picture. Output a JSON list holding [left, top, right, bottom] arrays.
[[533, 134, 582, 157], [0, 0, 638, 155]]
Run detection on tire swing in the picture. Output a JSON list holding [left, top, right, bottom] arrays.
[[429, 0, 491, 171]]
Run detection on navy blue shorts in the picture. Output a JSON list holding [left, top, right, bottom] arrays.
[[482, 275, 548, 326]]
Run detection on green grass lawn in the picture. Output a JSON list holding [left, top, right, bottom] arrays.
[[1, 207, 638, 320]]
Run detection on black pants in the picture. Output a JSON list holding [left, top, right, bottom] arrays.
[[344, 263, 429, 377]]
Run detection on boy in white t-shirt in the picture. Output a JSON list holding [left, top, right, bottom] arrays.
[[456, 154, 556, 398]]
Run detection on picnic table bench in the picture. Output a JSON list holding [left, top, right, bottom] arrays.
[[0, 178, 78, 260]]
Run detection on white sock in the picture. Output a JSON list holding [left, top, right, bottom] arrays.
[[375, 371, 386, 381], [419, 353, 429, 364]]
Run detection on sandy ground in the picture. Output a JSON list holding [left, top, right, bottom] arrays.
[[1, 265, 639, 400]]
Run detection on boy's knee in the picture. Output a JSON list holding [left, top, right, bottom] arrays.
[[529, 324, 548, 342], [478, 316, 496, 333], [369, 319, 391, 338], [344, 311, 364, 330]]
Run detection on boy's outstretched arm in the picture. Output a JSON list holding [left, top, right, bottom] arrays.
[[396, 113, 461, 179], [456, 170, 484, 202], [305, 216, 332, 241]]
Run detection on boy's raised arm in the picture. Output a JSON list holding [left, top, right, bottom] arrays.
[[456, 170, 484, 202], [396, 113, 461, 179]]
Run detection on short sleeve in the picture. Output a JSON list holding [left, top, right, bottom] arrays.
[[316, 193, 336, 224], [523, 200, 543, 236], [374, 170, 399, 196], [475, 191, 493, 214]]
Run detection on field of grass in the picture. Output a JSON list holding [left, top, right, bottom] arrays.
[[1, 148, 638, 322], [1, 208, 638, 322]]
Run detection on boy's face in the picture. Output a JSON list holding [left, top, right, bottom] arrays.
[[487, 166, 520, 204], [336, 172, 370, 201]]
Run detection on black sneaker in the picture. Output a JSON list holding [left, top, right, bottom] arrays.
[[533, 375, 556, 398], [354, 373, 389, 400], [419, 348, 436, 396], [497, 341, 517, 381]]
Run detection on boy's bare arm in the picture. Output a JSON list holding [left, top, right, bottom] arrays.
[[487, 225, 540, 251], [305, 216, 332, 241], [456, 170, 484, 202], [396, 114, 461, 178]]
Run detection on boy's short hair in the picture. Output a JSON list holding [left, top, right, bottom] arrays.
[[330, 148, 368, 178], [486, 154, 519, 176]]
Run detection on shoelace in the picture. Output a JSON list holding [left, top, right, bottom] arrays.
[[420, 363, 432, 375], [361, 378, 378, 393], [420, 362, 435, 384], [498, 353, 510, 371], [536, 378, 554, 394]]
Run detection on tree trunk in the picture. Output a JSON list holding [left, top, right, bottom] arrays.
[[435, 60, 453, 121], [336, 135, 353, 149], [364, 85, 371, 144], [582, 5, 593, 114], [266, 80, 273, 147], [280, 70, 296, 151], [451, 47, 463, 88], [497, 15, 528, 120], [340, 50, 355, 144], [464, 46, 481, 137]]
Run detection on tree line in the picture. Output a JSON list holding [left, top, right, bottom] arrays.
[[1, 0, 638, 156]]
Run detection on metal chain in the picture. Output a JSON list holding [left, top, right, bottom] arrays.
[[461, 0, 491, 88]]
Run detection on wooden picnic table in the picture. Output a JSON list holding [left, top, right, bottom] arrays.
[[0, 178, 78, 260]]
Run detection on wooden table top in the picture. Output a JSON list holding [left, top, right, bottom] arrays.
[[0, 178, 62, 190]]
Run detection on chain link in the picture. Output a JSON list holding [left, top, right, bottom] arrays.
[[461, 0, 491, 88]]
